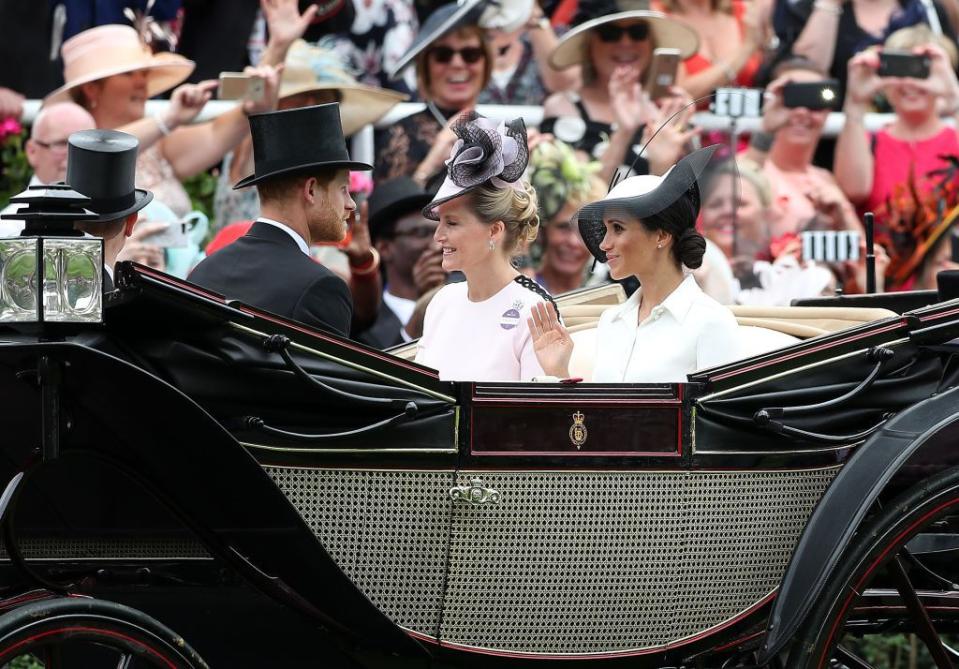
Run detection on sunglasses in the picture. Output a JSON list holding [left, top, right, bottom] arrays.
[[595, 23, 650, 43], [429, 46, 486, 65]]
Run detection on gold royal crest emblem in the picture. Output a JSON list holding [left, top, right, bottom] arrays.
[[569, 411, 588, 449]]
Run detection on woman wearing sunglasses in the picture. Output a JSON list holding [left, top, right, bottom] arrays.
[[415, 114, 556, 381], [542, 4, 700, 184], [377, 2, 494, 186]]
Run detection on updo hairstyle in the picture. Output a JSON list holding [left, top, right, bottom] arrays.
[[471, 181, 541, 253], [640, 186, 706, 269]]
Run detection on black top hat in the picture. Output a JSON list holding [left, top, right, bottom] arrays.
[[66, 129, 153, 222], [234, 103, 372, 190], [368, 177, 435, 239]]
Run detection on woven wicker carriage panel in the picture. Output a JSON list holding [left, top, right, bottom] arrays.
[[265, 467, 453, 639], [442, 469, 837, 654], [265, 466, 837, 654], [0, 537, 209, 560]]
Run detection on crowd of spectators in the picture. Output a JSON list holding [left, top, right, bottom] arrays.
[[2, 0, 959, 348]]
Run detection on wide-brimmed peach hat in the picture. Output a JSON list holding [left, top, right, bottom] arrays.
[[45, 24, 195, 105], [279, 40, 406, 136]]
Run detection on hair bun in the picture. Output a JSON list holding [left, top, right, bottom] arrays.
[[676, 228, 706, 269]]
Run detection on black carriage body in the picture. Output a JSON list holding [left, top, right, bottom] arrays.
[[1, 263, 958, 667]]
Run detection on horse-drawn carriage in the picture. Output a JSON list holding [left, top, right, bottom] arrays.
[[0, 203, 958, 668]]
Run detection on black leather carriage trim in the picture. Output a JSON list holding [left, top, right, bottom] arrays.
[[513, 275, 559, 318]]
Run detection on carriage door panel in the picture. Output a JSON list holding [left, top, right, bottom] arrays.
[[264, 467, 453, 641], [437, 383, 838, 657]]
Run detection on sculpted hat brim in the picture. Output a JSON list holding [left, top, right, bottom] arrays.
[[85, 188, 154, 222], [234, 160, 373, 190], [388, 0, 484, 79], [575, 145, 718, 263]]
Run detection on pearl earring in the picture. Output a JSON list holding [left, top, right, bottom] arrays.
[[657, 243, 663, 249], [489, 240, 495, 251]]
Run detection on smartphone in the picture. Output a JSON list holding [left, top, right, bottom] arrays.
[[645, 48, 681, 101], [878, 51, 930, 79], [136, 220, 189, 248], [712, 88, 764, 117], [782, 79, 840, 110], [217, 72, 266, 102], [801, 230, 861, 263]]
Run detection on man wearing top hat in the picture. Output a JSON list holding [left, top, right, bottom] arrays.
[[188, 103, 371, 337], [66, 129, 154, 291]]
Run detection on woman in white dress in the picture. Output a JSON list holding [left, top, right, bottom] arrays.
[[415, 114, 556, 381], [528, 147, 741, 383]]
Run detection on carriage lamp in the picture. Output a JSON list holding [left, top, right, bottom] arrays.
[[0, 237, 103, 323], [0, 185, 105, 324]]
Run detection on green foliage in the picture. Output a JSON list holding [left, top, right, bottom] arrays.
[[182, 168, 218, 224], [0, 129, 31, 210], [843, 633, 959, 668], [0, 126, 220, 226], [7, 654, 44, 668]]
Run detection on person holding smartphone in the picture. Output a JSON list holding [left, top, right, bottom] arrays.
[[47, 24, 281, 220], [652, 0, 769, 99], [541, 3, 700, 183], [835, 25, 959, 288], [740, 58, 861, 239]]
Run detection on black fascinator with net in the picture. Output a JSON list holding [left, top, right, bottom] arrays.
[[423, 112, 530, 220]]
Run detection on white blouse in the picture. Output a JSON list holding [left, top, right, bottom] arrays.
[[592, 275, 741, 383], [415, 279, 548, 382]]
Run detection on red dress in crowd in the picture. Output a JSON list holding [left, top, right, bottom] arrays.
[[863, 126, 959, 288]]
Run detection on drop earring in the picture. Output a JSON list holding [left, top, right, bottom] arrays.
[[489, 240, 495, 251]]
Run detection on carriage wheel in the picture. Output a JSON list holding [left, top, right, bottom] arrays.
[[0, 597, 208, 669], [789, 466, 959, 669]]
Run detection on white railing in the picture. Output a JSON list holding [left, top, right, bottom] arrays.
[[17, 98, 916, 167]]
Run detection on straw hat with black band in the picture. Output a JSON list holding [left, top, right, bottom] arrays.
[[45, 24, 195, 106], [549, 10, 699, 71]]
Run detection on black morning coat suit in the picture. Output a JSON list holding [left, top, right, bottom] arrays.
[[188, 221, 353, 336]]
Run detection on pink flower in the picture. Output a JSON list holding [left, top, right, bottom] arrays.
[[0, 116, 21, 141], [350, 171, 373, 196]]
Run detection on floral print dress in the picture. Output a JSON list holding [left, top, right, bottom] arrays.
[[327, 0, 419, 95]]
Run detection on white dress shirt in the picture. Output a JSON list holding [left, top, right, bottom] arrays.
[[258, 217, 310, 256], [592, 274, 741, 383]]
